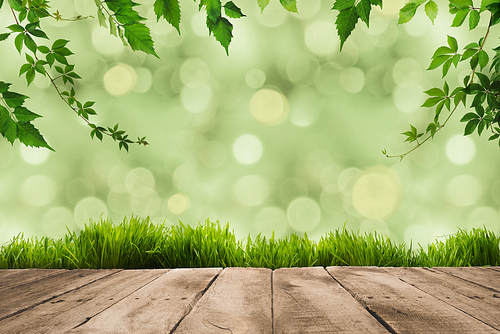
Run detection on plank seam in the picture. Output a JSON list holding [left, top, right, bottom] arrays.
[[324, 268, 397, 334], [271, 270, 274, 334], [70, 269, 170, 330], [168, 268, 222, 334], [430, 267, 500, 293], [0, 269, 123, 322], [397, 269, 500, 332]]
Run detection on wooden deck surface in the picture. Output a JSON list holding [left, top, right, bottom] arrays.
[[1, 266, 499, 333]]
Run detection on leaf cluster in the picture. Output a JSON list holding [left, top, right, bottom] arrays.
[[331, 0, 382, 50]]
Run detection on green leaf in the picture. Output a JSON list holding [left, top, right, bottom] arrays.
[[29, 29, 48, 39], [153, 0, 181, 33], [25, 68, 35, 85], [471, 91, 486, 107], [332, 0, 355, 11], [52, 39, 69, 50], [462, 48, 478, 61], [452, 8, 470, 27], [7, 24, 24, 32], [3, 91, 28, 108], [109, 16, 118, 36], [23, 34, 37, 53], [478, 50, 489, 69], [335, 6, 359, 50], [1, 114, 18, 144], [17, 121, 54, 150], [450, 0, 472, 9], [432, 46, 453, 57], [8, 0, 23, 11], [280, 0, 297, 13], [0, 82, 11, 94], [447, 35, 458, 52], [421, 96, 443, 107], [97, 7, 107, 28], [424, 87, 445, 96], [0, 0, 3, 9], [19, 63, 31, 76], [0, 33, 9, 42], [212, 17, 233, 55], [123, 23, 159, 58], [469, 9, 480, 29], [356, 0, 371, 26], [13, 106, 41, 122], [206, 0, 222, 23], [464, 118, 479, 135], [460, 112, 479, 122], [105, 0, 144, 24], [427, 55, 451, 70], [224, 1, 245, 18], [14, 33, 23, 53], [257, 0, 269, 13], [442, 58, 452, 77], [398, 2, 419, 24], [476, 72, 490, 88], [424, 0, 438, 24]]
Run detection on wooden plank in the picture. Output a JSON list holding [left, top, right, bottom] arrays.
[[273, 266, 389, 333], [327, 266, 499, 333], [0, 269, 120, 320], [0, 269, 64, 290], [0, 269, 168, 334], [69, 268, 222, 333], [173, 267, 272, 333], [434, 267, 500, 292], [386, 267, 500, 330]]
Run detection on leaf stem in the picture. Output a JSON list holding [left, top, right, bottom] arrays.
[[386, 12, 494, 160]]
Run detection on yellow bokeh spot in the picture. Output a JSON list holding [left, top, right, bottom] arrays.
[[103, 63, 137, 97], [249, 89, 289, 126], [168, 193, 190, 215], [352, 166, 401, 219]]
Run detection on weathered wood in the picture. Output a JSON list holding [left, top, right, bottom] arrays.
[[327, 266, 499, 333], [69, 268, 221, 333], [434, 267, 500, 292], [0, 269, 120, 320], [0, 269, 168, 334], [386, 267, 500, 330], [173, 267, 272, 333], [0, 269, 63, 291], [273, 266, 389, 333]]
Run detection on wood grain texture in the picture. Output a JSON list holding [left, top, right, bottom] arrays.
[[273, 266, 389, 333], [328, 266, 499, 333], [0, 269, 120, 320], [434, 267, 500, 292], [69, 268, 221, 334], [0, 269, 168, 334], [173, 267, 272, 333], [386, 267, 500, 330], [0, 269, 63, 291]]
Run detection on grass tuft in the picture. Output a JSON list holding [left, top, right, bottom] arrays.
[[0, 216, 499, 269]]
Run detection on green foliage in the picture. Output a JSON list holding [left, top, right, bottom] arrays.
[[1, 217, 498, 269], [331, 0, 382, 50]]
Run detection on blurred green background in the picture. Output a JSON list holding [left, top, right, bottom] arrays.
[[1, 0, 499, 248]]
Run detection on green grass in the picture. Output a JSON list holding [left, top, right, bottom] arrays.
[[1, 216, 499, 269]]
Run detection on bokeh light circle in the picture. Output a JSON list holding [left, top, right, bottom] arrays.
[[21, 175, 57, 207], [467, 207, 500, 232], [249, 89, 290, 126], [133, 67, 153, 93], [41, 207, 74, 237], [446, 135, 475, 164], [180, 58, 210, 88], [168, 193, 191, 215], [20, 145, 49, 164], [446, 175, 482, 207], [233, 134, 263, 164], [338, 168, 362, 195], [392, 58, 423, 89], [287, 197, 321, 232], [103, 63, 137, 97], [288, 87, 321, 127], [67, 178, 96, 205], [305, 22, 339, 56], [254, 207, 288, 238], [181, 85, 213, 113], [340, 67, 365, 93], [245, 69, 266, 89], [126, 168, 155, 197], [234, 175, 269, 207], [74, 197, 108, 229], [320, 185, 343, 214], [351, 166, 401, 219], [393, 85, 425, 113]]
